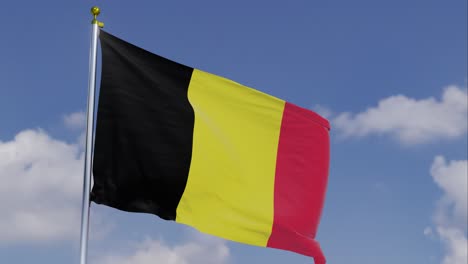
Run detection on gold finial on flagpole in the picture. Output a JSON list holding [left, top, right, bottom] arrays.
[[91, 6, 104, 28]]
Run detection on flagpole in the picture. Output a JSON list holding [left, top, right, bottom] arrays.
[[79, 6, 103, 264]]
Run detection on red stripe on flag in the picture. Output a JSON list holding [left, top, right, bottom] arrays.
[[267, 102, 330, 264]]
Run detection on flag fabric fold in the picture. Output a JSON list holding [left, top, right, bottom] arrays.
[[91, 30, 330, 264]]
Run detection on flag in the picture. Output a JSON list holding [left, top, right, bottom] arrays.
[[91, 30, 330, 264]]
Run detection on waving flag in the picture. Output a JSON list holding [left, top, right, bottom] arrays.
[[91, 30, 330, 264]]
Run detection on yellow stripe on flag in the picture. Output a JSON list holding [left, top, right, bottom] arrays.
[[176, 69, 285, 246]]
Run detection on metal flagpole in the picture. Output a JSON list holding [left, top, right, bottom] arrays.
[[79, 6, 103, 264]]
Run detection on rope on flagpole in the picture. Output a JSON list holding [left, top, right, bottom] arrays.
[[79, 6, 103, 264]]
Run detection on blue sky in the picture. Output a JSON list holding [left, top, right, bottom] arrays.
[[0, 1, 466, 264]]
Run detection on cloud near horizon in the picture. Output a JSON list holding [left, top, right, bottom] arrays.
[[93, 235, 230, 264]]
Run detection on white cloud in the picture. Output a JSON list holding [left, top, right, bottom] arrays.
[[430, 156, 467, 264], [333, 85, 467, 144], [0, 129, 84, 243], [437, 227, 467, 264], [64, 111, 86, 130], [94, 236, 230, 264], [431, 156, 468, 226], [63, 111, 87, 149]]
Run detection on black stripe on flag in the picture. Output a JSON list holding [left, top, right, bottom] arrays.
[[91, 30, 195, 220]]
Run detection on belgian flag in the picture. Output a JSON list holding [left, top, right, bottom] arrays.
[[91, 30, 330, 264]]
